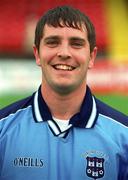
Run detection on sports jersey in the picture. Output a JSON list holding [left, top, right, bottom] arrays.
[[0, 86, 128, 180]]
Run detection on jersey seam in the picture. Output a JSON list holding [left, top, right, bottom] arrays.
[[0, 105, 32, 122], [99, 113, 128, 128]]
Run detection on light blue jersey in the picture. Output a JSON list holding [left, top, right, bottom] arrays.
[[0, 86, 128, 180]]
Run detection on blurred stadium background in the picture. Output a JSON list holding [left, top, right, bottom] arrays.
[[0, 0, 128, 115]]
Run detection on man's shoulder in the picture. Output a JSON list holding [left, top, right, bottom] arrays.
[[0, 94, 34, 120], [95, 97, 128, 126]]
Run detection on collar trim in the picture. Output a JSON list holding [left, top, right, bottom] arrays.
[[48, 120, 72, 137], [33, 86, 98, 129], [85, 96, 97, 128], [34, 91, 43, 122]]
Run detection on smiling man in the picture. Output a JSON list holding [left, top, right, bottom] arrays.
[[0, 5, 128, 180], [34, 24, 97, 96]]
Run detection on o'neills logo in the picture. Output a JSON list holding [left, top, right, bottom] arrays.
[[13, 157, 44, 168]]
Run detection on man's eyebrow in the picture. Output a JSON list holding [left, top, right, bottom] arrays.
[[44, 36, 60, 41], [70, 37, 86, 42]]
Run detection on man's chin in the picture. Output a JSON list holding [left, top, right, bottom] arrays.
[[52, 84, 77, 95]]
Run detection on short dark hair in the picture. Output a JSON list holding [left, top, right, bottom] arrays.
[[34, 5, 96, 52]]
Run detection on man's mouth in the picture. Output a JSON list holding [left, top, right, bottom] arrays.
[[53, 64, 75, 71]]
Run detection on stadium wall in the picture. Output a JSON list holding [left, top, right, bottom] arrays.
[[0, 60, 128, 95]]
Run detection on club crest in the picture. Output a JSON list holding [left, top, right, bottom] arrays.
[[86, 156, 104, 179]]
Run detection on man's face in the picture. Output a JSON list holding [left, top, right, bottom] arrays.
[[34, 24, 97, 95]]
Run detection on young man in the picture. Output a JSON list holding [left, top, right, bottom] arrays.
[[0, 6, 128, 180]]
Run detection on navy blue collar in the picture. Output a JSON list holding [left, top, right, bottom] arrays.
[[33, 86, 98, 129]]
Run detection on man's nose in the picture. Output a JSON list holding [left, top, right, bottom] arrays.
[[57, 44, 71, 59]]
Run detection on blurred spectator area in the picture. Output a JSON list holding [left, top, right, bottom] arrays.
[[0, 0, 128, 95], [0, 0, 108, 57], [0, 0, 128, 62]]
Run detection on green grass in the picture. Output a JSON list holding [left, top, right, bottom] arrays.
[[0, 93, 128, 115], [96, 94, 128, 115], [0, 93, 30, 109]]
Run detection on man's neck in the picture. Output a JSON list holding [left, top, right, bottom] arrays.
[[41, 84, 87, 120]]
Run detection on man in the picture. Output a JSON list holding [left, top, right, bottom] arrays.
[[0, 5, 128, 180]]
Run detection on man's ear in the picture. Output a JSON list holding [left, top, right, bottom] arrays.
[[88, 47, 97, 69], [33, 45, 41, 66]]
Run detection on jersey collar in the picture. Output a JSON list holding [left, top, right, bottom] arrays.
[[33, 86, 98, 129]]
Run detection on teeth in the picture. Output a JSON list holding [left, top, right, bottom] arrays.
[[54, 64, 74, 71]]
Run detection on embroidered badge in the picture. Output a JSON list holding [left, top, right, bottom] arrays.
[[86, 156, 104, 179]]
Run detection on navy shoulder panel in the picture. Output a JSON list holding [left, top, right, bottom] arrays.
[[0, 94, 34, 120], [95, 97, 128, 126]]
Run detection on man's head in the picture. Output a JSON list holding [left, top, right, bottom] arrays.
[[33, 5, 97, 95], [34, 5, 96, 53]]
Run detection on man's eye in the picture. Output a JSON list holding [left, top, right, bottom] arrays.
[[46, 41, 59, 47], [71, 42, 84, 48], [71, 41, 84, 48]]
